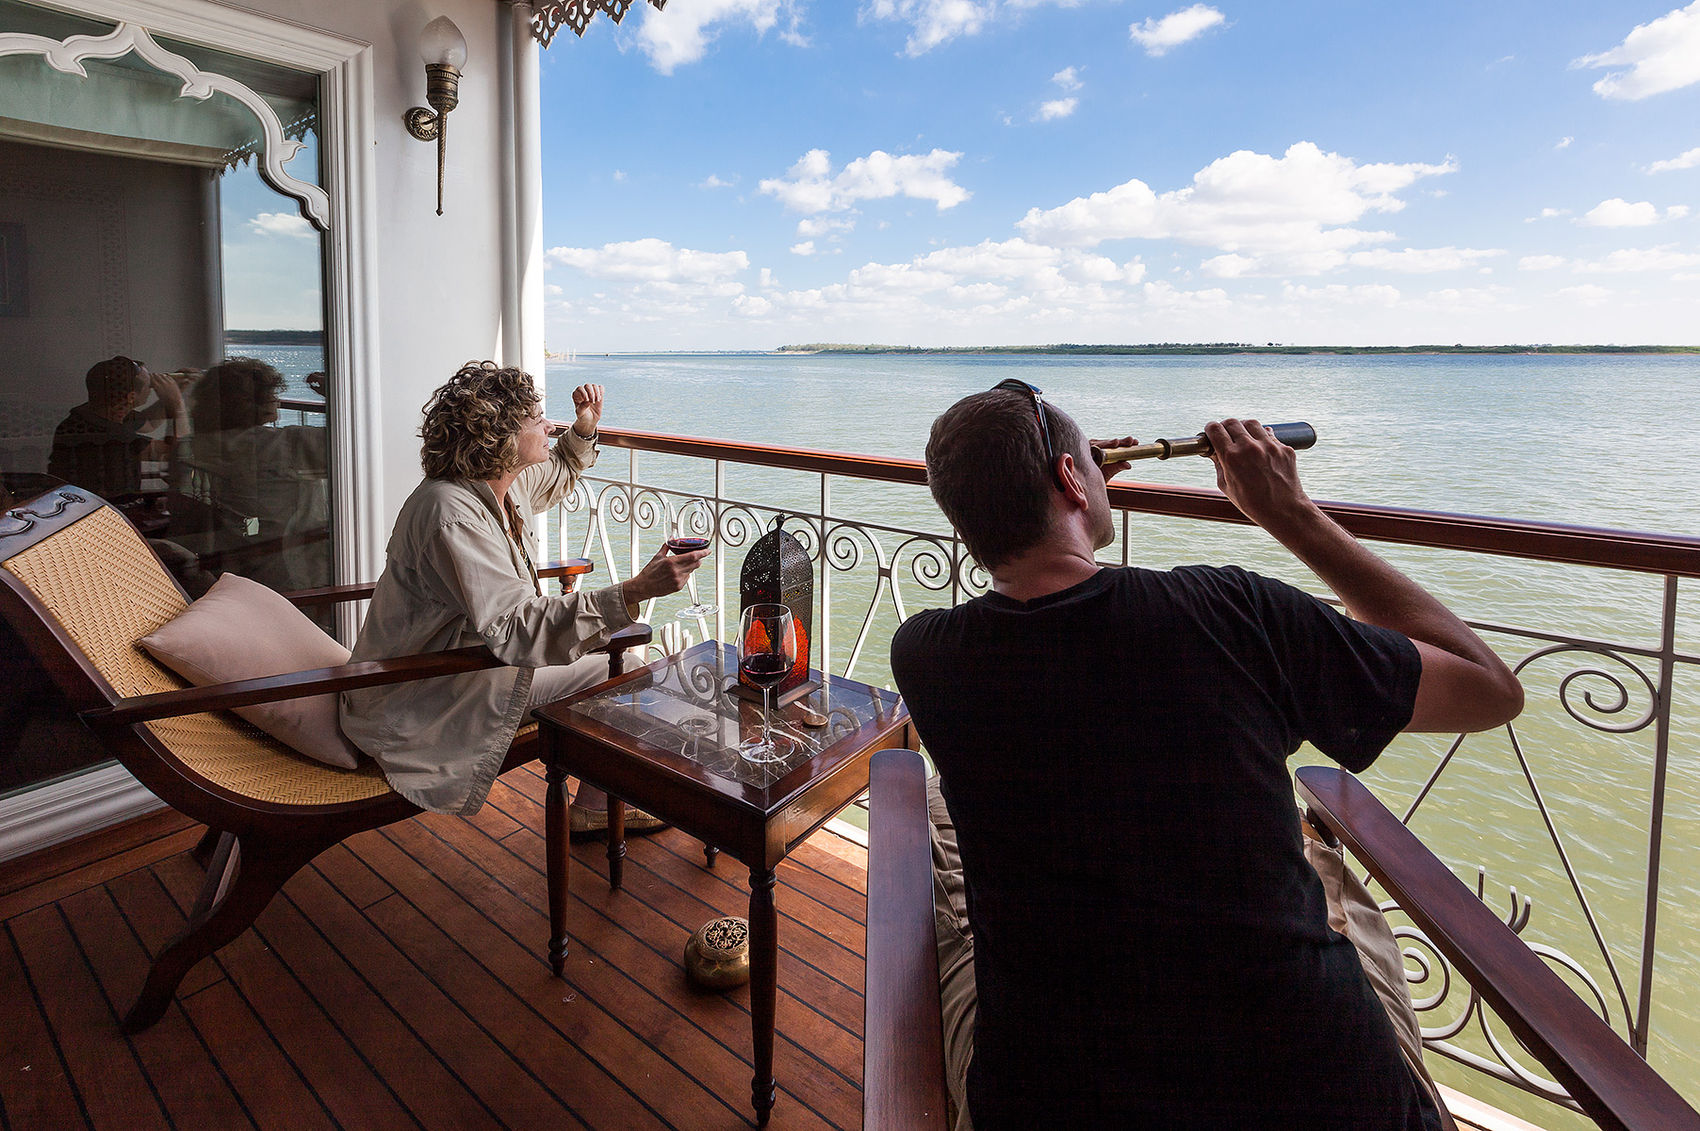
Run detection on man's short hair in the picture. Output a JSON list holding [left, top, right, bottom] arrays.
[[84, 357, 145, 404], [419, 361, 541, 481], [925, 387, 1085, 570]]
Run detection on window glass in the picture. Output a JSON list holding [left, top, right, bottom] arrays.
[[0, 0, 333, 796]]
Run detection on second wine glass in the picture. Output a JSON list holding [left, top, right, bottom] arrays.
[[669, 499, 717, 620], [738, 603, 797, 764]]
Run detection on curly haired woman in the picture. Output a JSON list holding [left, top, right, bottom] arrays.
[[341, 362, 704, 821]]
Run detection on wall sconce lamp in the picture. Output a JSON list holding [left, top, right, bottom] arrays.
[[403, 15, 467, 216]]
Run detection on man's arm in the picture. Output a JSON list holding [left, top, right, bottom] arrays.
[[136, 370, 189, 459], [1203, 418, 1523, 734]]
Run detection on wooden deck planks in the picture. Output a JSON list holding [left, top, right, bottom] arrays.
[[0, 765, 873, 1131]]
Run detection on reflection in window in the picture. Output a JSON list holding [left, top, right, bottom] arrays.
[[0, 0, 333, 796]]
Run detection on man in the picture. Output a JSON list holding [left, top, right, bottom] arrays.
[[48, 356, 188, 498], [889, 382, 1523, 1129]]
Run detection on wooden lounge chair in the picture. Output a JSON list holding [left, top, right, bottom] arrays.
[[862, 749, 1700, 1131], [0, 485, 650, 1033]]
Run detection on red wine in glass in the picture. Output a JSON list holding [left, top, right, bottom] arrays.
[[667, 536, 710, 553], [739, 653, 790, 688]]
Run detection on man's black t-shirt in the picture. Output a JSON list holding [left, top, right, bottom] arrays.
[[48, 405, 147, 499], [890, 564, 1428, 1128]]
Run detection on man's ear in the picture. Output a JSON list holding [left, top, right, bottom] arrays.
[[1056, 452, 1091, 509]]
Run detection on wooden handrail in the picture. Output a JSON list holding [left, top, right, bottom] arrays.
[[864, 748, 949, 1131], [594, 426, 1700, 578], [1296, 767, 1700, 1131]]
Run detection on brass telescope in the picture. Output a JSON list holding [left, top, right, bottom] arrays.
[[1093, 421, 1316, 465]]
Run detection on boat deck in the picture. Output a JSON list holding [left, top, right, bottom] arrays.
[[0, 762, 1547, 1131], [0, 763, 869, 1130]]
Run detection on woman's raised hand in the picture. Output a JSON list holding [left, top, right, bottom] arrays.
[[571, 383, 604, 437]]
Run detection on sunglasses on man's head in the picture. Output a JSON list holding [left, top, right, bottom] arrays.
[[993, 378, 1066, 488]]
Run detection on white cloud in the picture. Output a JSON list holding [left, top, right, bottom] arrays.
[[1527, 207, 1572, 222], [545, 238, 748, 282], [1557, 284, 1614, 305], [760, 148, 969, 213], [636, 0, 805, 73], [1648, 146, 1700, 173], [863, 0, 991, 56], [790, 240, 818, 256], [1036, 97, 1078, 121], [1129, 4, 1226, 56], [797, 216, 857, 238], [1052, 66, 1082, 91], [1570, 246, 1700, 272], [1345, 246, 1505, 273], [1555, 136, 1574, 150], [699, 174, 737, 189], [1519, 255, 1569, 271], [612, 170, 627, 182], [1574, 1, 1700, 100], [1017, 141, 1456, 276], [246, 212, 314, 239], [1577, 197, 1685, 226], [1279, 282, 1402, 308]]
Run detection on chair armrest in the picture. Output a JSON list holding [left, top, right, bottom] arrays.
[[82, 646, 502, 728], [864, 748, 949, 1131], [1295, 766, 1700, 1131], [284, 559, 593, 609], [285, 559, 592, 609], [596, 622, 652, 654]]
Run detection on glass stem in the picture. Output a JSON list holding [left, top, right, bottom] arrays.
[[761, 686, 772, 747]]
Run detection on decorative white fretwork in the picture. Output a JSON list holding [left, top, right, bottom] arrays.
[[528, 0, 669, 49], [0, 22, 329, 231]]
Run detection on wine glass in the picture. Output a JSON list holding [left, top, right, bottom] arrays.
[[738, 603, 797, 764], [668, 499, 717, 620]]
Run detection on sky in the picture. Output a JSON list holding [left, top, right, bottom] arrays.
[[532, 0, 1700, 350]]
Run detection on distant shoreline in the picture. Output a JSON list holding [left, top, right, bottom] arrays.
[[225, 329, 323, 347], [773, 343, 1700, 356]]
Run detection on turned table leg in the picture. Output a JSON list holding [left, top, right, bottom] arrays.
[[545, 758, 571, 975], [748, 866, 778, 1125]]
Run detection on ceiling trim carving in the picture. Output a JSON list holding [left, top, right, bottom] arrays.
[[527, 0, 668, 49]]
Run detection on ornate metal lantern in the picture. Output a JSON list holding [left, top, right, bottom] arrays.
[[737, 516, 818, 704]]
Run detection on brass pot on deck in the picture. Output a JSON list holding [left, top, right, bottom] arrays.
[[685, 916, 751, 990]]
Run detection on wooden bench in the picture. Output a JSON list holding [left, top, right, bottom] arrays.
[[861, 749, 1700, 1130], [1, 485, 649, 1032]]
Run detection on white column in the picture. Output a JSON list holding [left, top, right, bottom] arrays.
[[511, 1, 545, 380]]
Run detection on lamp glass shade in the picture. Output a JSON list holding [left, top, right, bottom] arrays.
[[419, 16, 467, 68]]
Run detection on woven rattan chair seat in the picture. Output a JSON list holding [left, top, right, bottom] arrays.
[[4, 506, 394, 807]]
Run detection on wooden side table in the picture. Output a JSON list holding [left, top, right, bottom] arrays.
[[533, 641, 910, 1126]]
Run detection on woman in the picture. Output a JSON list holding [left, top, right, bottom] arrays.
[[185, 357, 329, 591], [340, 361, 705, 821]]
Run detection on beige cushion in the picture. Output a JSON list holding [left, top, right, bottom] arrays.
[[138, 573, 363, 769]]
